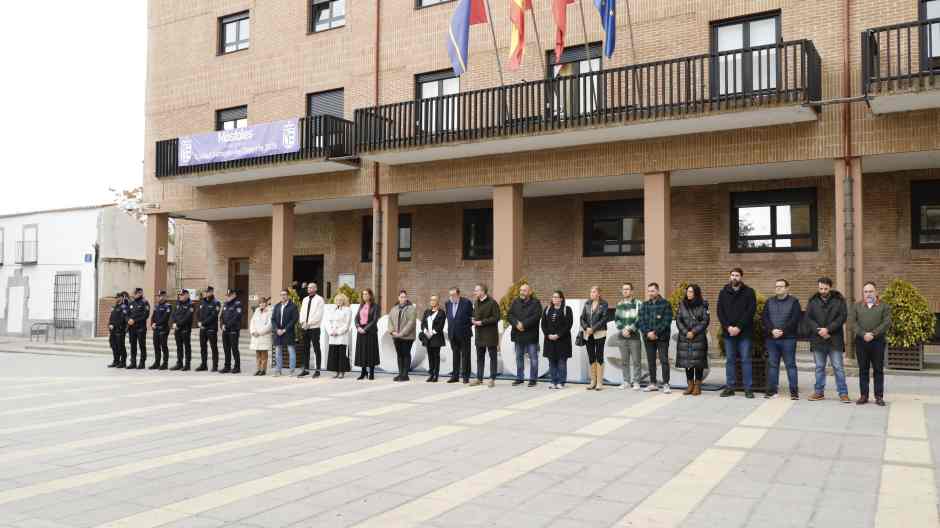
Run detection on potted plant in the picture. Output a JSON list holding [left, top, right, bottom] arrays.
[[880, 279, 936, 371]]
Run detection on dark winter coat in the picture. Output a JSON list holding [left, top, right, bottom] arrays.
[[271, 301, 297, 344], [472, 296, 501, 347], [151, 301, 172, 331], [717, 283, 757, 333], [172, 299, 195, 331], [508, 297, 542, 345], [676, 299, 710, 369], [108, 301, 129, 333], [805, 290, 847, 352], [198, 297, 222, 330], [762, 295, 802, 339], [541, 304, 573, 361], [127, 297, 151, 333], [419, 309, 446, 348]]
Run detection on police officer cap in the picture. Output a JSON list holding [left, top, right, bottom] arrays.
[[178, 288, 189, 296], [157, 290, 166, 296], [134, 287, 143, 294], [114, 291, 123, 298], [206, 286, 214, 293], [227, 288, 238, 296]]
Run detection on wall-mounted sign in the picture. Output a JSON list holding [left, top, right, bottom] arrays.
[[178, 119, 300, 167], [83, 253, 93, 263], [338, 273, 355, 289]]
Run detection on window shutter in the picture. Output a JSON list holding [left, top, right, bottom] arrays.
[[308, 89, 345, 118], [217, 106, 248, 123]]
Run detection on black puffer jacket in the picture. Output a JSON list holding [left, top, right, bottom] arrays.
[[676, 299, 710, 369], [805, 290, 847, 352]]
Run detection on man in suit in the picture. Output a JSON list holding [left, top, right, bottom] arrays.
[[272, 288, 299, 376], [445, 287, 474, 384]]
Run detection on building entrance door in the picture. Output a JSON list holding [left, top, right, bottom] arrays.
[[228, 258, 250, 329]]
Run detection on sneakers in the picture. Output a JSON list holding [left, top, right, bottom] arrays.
[[618, 383, 628, 390], [298, 370, 309, 378], [744, 391, 754, 399], [720, 388, 735, 397], [808, 392, 825, 401], [875, 398, 886, 406], [764, 391, 778, 399], [839, 394, 851, 404], [662, 385, 672, 394], [642, 385, 659, 392], [790, 392, 799, 400], [469, 379, 482, 386], [632, 383, 641, 391], [487, 379, 495, 388]]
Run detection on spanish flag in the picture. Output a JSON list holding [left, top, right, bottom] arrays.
[[508, 0, 532, 70]]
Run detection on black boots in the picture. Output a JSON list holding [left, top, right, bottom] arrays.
[[369, 367, 375, 380], [357, 369, 367, 380]]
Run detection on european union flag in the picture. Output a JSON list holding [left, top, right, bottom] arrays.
[[446, 0, 488, 77], [594, 0, 616, 58]]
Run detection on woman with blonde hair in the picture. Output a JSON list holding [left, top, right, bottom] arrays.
[[249, 297, 272, 376], [326, 293, 353, 378], [580, 285, 609, 390]]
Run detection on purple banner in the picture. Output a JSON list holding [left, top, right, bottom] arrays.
[[178, 119, 300, 167]]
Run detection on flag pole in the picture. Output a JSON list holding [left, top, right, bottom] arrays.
[[529, 6, 548, 75], [577, 0, 597, 110], [483, 0, 506, 87], [625, 0, 637, 64]]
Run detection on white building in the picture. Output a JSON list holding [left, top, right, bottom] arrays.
[[0, 205, 176, 338]]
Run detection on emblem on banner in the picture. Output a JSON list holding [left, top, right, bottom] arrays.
[[282, 121, 298, 149], [179, 137, 193, 164]]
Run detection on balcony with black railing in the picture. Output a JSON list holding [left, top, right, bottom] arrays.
[[154, 115, 358, 186], [355, 40, 821, 164], [862, 18, 940, 113], [15, 241, 38, 265]]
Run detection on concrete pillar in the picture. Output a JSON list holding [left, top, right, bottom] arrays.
[[834, 158, 863, 297], [644, 172, 672, 293], [144, 213, 169, 299], [270, 203, 295, 298], [379, 194, 399, 313], [493, 184, 523, 300]]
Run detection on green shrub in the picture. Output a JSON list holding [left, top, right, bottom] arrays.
[[668, 282, 690, 316], [287, 288, 304, 344], [881, 279, 936, 349], [329, 283, 361, 305]]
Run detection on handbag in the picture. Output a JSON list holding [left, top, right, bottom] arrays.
[[575, 331, 586, 347], [418, 332, 429, 346]]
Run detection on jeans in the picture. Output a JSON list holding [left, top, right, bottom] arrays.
[[766, 338, 798, 394], [813, 344, 848, 396], [514, 342, 539, 381], [617, 335, 644, 384], [645, 338, 670, 386], [855, 337, 885, 397], [549, 358, 567, 385], [476, 345, 498, 380], [275, 344, 296, 370], [723, 335, 752, 391]]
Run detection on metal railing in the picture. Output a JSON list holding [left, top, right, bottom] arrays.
[[862, 18, 940, 95], [155, 115, 356, 178], [15, 241, 38, 264], [355, 40, 820, 153]]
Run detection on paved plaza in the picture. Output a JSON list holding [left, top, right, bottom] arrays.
[[0, 350, 938, 528]]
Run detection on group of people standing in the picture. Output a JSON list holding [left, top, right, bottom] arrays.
[[107, 286, 243, 373], [108, 268, 893, 405]]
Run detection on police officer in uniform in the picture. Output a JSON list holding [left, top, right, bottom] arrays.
[[220, 289, 243, 374], [107, 291, 129, 368], [150, 290, 172, 370], [197, 286, 222, 372], [171, 289, 195, 371], [126, 288, 151, 370]]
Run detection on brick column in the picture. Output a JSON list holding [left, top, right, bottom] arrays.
[[644, 172, 672, 292], [493, 184, 523, 299], [270, 203, 295, 298], [144, 213, 168, 300], [379, 194, 399, 313], [834, 158, 863, 296]]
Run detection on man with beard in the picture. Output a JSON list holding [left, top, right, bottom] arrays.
[[806, 277, 850, 403], [718, 268, 757, 398]]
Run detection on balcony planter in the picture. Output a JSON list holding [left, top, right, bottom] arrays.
[[881, 279, 936, 372]]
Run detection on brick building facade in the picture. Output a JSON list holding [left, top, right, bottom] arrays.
[[143, 0, 940, 326]]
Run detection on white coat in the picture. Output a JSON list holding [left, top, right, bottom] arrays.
[[249, 307, 272, 351], [326, 306, 352, 346]]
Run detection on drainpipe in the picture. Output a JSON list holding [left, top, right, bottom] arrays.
[[93, 243, 99, 337], [371, 0, 383, 306], [842, 0, 857, 357]]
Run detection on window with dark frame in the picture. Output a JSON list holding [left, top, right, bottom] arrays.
[[911, 180, 940, 249], [219, 11, 250, 54], [547, 42, 602, 116], [307, 89, 345, 118], [361, 214, 413, 263], [310, 0, 346, 33], [216, 106, 248, 131], [417, 0, 455, 8], [711, 11, 781, 96], [731, 188, 817, 252], [583, 199, 644, 257], [921, 0, 940, 70], [416, 69, 460, 133], [463, 208, 493, 260]]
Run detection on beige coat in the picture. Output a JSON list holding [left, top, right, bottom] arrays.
[[326, 306, 352, 346], [249, 307, 272, 351]]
